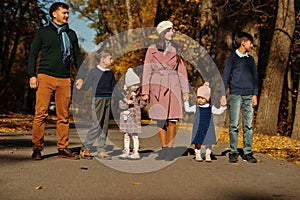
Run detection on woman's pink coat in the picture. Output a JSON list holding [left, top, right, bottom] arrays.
[[142, 44, 189, 120]]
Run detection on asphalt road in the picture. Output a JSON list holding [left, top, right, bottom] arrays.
[[1, 123, 300, 200]]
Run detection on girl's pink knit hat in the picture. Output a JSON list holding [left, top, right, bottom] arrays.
[[197, 82, 211, 101]]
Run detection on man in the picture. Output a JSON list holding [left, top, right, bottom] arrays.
[[28, 2, 83, 160]]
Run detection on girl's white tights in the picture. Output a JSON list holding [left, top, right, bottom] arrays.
[[124, 133, 139, 152]]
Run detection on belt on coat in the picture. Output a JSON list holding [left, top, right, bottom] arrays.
[[152, 70, 178, 101]]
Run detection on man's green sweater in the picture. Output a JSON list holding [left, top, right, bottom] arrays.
[[27, 22, 82, 78]]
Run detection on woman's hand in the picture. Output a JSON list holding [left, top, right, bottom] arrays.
[[183, 93, 189, 102], [142, 94, 149, 101]]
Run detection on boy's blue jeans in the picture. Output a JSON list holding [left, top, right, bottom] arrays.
[[229, 95, 254, 155]]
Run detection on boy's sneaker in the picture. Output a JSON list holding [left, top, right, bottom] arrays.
[[80, 149, 93, 159], [243, 153, 257, 163], [205, 154, 212, 162], [229, 152, 239, 163], [119, 149, 130, 159], [97, 152, 112, 160], [128, 151, 140, 160]]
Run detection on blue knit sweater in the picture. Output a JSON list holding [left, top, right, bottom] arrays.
[[222, 51, 259, 96], [81, 66, 116, 98]]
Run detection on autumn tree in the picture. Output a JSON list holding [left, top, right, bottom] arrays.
[[0, 0, 47, 112], [69, 0, 158, 44], [58, 0, 300, 137], [256, 0, 296, 135]]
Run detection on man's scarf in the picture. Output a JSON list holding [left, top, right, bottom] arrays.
[[51, 21, 73, 63]]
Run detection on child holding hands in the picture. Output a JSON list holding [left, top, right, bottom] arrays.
[[119, 68, 146, 160], [78, 48, 125, 159], [185, 82, 226, 162]]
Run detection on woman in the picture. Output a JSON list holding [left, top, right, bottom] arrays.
[[142, 21, 189, 161]]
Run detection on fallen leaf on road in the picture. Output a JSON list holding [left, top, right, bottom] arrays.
[[80, 167, 88, 170], [35, 186, 44, 190], [130, 182, 142, 185]]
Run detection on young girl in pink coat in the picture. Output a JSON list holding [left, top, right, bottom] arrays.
[[142, 21, 189, 161]]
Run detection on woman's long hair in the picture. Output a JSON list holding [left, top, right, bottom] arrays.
[[155, 28, 171, 52], [155, 28, 183, 67]]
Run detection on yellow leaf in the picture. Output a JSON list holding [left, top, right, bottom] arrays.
[[35, 186, 44, 190], [130, 182, 142, 185]]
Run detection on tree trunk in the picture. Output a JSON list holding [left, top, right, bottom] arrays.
[[292, 79, 300, 140], [286, 66, 294, 129], [199, 0, 215, 53], [255, 0, 295, 135], [214, 25, 233, 75]]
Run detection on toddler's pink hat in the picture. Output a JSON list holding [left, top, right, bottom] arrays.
[[197, 82, 211, 101]]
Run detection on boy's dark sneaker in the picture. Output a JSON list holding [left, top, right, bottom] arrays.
[[243, 153, 257, 163], [229, 152, 239, 163]]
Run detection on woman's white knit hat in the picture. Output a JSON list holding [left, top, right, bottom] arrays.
[[156, 21, 173, 35], [125, 68, 140, 88]]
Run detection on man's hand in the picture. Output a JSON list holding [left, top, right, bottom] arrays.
[[29, 77, 38, 89], [220, 96, 227, 107]]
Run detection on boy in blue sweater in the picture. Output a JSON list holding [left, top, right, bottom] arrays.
[[77, 47, 126, 159], [220, 32, 259, 163]]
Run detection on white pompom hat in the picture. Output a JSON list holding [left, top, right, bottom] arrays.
[[125, 68, 140, 88]]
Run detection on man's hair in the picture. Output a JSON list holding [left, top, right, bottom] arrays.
[[95, 47, 112, 62], [234, 32, 254, 48], [49, 2, 69, 19]]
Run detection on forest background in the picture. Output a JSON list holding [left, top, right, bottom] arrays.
[[0, 0, 300, 142]]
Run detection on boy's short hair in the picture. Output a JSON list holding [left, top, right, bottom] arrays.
[[95, 47, 112, 62], [234, 32, 254, 48], [49, 2, 69, 19]]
